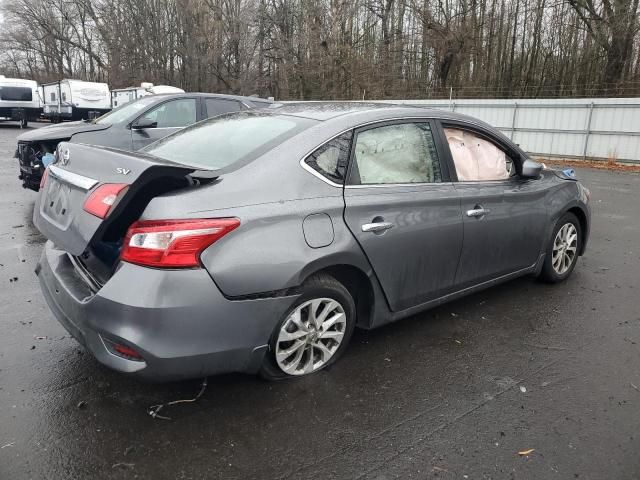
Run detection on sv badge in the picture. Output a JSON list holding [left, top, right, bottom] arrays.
[[116, 167, 131, 175]]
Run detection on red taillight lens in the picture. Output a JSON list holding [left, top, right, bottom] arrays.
[[83, 183, 129, 219], [120, 218, 240, 268], [40, 167, 50, 189], [113, 343, 144, 361]]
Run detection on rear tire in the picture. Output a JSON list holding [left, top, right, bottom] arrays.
[[260, 274, 356, 380], [539, 212, 582, 283]]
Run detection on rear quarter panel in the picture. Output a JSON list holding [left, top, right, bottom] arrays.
[[139, 127, 376, 298], [199, 196, 373, 296]]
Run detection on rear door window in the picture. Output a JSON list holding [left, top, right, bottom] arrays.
[[205, 99, 243, 118], [139, 98, 197, 128], [348, 123, 442, 185]]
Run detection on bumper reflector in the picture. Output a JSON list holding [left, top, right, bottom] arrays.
[[103, 337, 144, 361]]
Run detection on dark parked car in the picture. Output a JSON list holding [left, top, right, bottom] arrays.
[[33, 103, 591, 381], [15, 93, 272, 190]]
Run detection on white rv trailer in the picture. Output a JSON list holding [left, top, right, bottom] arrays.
[[0, 76, 42, 127], [42, 79, 110, 122], [110, 83, 185, 108]]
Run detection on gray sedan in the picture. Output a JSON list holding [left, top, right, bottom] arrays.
[[33, 103, 591, 381]]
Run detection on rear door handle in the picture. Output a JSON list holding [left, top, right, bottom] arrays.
[[466, 207, 490, 218], [361, 222, 394, 233]]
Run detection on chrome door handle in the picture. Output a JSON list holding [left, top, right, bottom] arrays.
[[361, 222, 394, 233], [466, 208, 490, 218]]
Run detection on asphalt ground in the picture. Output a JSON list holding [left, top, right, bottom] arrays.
[[0, 122, 639, 479]]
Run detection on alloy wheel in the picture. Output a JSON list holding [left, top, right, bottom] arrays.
[[552, 223, 578, 275], [275, 298, 346, 376]]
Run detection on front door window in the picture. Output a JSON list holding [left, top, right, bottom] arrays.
[[139, 99, 197, 128], [444, 128, 513, 181]]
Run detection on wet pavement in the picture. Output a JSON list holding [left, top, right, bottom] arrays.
[[0, 122, 639, 479]]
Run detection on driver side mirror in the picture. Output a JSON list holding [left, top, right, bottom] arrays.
[[131, 117, 157, 130], [521, 159, 543, 179]]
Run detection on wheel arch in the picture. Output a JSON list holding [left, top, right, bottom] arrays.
[[566, 205, 589, 255], [299, 263, 376, 329]]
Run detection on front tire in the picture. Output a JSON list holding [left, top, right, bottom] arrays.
[[539, 212, 582, 283], [260, 274, 356, 380]]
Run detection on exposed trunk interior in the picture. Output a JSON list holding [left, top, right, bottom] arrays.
[[33, 142, 218, 290], [74, 174, 213, 288]]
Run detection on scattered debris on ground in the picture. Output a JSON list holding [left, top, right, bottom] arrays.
[[518, 448, 535, 456], [148, 378, 208, 421]]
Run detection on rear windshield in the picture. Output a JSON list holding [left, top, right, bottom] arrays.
[[143, 112, 316, 170], [0, 86, 32, 101]]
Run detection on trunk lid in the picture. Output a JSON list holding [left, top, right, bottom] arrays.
[[33, 142, 199, 256]]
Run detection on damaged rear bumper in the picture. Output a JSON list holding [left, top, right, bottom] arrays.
[[36, 241, 297, 381]]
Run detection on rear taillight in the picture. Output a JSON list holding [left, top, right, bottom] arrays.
[[40, 167, 50, 189], [120, 218, 240, 268], [83, 183, 129, 218]]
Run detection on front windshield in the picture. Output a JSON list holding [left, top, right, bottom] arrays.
[[143, 112, 316, 171], [93, 96, 158, 125]]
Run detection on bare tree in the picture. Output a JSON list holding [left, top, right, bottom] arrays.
[[567, 0, 640, 88], [0, 0, 638, 99]]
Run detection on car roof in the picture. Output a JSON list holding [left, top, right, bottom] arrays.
[[266, 101, 484, 124], [149, 92, 272, 103], [263, 101, 524, 157]]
